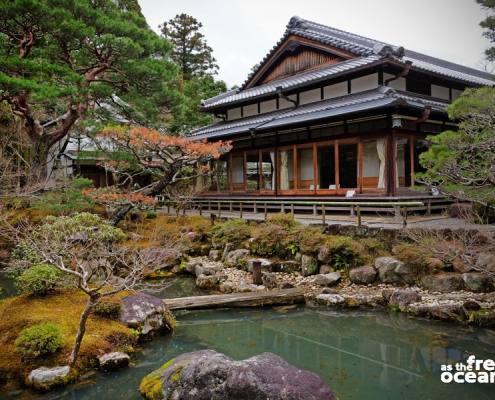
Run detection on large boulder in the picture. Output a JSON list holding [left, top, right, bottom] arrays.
[[139, 350, 335, 400], [120, 292, 175, 336], [140, 248, 181, 271], [349, 266, 377, 285], [476, 252, 495, 274], [224, 249, 250, 268], [317, 245, 331, 264], [316, 293, 345, 306], [375, 257, 404, 284], [462, 273, 494, 293], [208, 249, 222, 262], [98, 352, 130, 371], [420, 273, 466, 293], [261, 272, 278, 289], [301, 255, 318, 276], [26, 366, 71, 391], [196, 274, 222, 290], [314, 272, 341, 287], [389, 289, 422, 308]]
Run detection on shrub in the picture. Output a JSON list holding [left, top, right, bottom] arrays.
[[325, 236, 364, 271], [267, 213, 299, 229], [250, 223, 289, 258], [209, 219, 251, 247], [359, 238, 388, 258], [290, 226, 327, 256], [93, 297, 121, 319], [392, 243, 430, 274], [15, 264, 62, 296], [15, 323, 62, 358], [31, 177, 95, 216], [146, 210, 157, 219]]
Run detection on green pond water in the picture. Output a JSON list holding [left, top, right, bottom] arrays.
[[1, 274, 495, 400]]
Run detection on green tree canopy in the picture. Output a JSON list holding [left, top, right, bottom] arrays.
[[418, 87, 495, 207], [160, 13, 218, 79], [477, 0, 495, 61], [0, 0, 181, 181]]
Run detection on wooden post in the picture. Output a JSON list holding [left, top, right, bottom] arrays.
[[313, 204, 317, 216], [402, 207, 408, 228], [210, 213, 216, 226], [356, 205, 362, 226], [253, 202, 257, 213], [264, 202, 268, 221], [208, 201, 211, 212], [322, 204, 326, 224], [229, 201, 233, 212], [240, 202, 243, 219], [218, 202, 221, 218], [290, 203, 294, 217], [252, 261, 262, 285], [281, 203, 285, 213], [427, 200, 431, 216], [167, 204, 170, 214], [199, 204, 202, 216]]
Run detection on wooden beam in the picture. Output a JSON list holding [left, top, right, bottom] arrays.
[[165, 288, 306, 311]]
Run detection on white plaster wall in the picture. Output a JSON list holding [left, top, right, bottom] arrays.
[[227, 107, 242, 120], [362, 141, 380, 177], [242, 103, 258, 117], [351, 73, 378, 93], [384, 73, 406, 91], [260, 99, 277, 113], [299, 88, 321, 105], [298, 148, 314, 180], [431, 84, 450, 100], [323, 81, 348, 99]]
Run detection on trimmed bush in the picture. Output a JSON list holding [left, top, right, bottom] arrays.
[[392, 243, 430, 274], [93, 297, 122, 319], [250, 223, 290, 258], [359, 238, 388, 258], [15, 264, 62, 296], [325, 236, 364, 271], [15, 323, 62, 358], [209, 219, 251, 247], [267, 213, 298, 229], [290, 226, 327, 256]]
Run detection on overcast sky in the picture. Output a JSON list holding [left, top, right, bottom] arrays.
[[140, 0, 492, 88]]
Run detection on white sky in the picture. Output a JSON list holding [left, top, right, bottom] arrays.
[[139, 0, 492, 88]]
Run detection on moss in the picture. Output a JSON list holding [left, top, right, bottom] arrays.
[[0, 289, 136, 386], [139, 358, 176, 400]]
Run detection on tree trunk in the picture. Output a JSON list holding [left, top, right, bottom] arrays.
[[69, 294, 98, 368], [111, 204, 134, 226]]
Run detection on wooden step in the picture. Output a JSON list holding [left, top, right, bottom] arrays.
[[164, 288, 305, 311]]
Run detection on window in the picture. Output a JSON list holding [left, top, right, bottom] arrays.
[[339, 144, 358, 188], [297, 147, 314, 189], [317, 145, 336, 190], [246, 153, 260, 191], [396, 137, 411, 187], [406, 78, 431, 96], [261, 151, 275, 190], [278, 149, 294, 190]]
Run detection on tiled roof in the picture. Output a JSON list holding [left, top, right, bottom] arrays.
[[201, 17, 493, 111], [201, 55, 382, 109], [191, 86, 448, 140]]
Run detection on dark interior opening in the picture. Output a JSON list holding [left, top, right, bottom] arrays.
[[317, 145, 335, 189], [339, 143, 358, 188]]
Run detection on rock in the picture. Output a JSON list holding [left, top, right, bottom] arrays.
[[208, 249, 221, 261], [389, 290, 421, 307], [279, 281, 295, 289], [140, 248, 180, 271], [463, 300, 481, 311], [196, 274, 221, 290], [393, 262, 417, 284], [316, 293, 345, 306], [273, 260, 300, 273], [301, 255, 318, 277], [317, 245, 331, 264], [194, 263, 221, 278], [218, 282, 235, 293], [184, 258, 202, 275], [98, 352, 130, 371], [224, 249, 250, 268], [375, 257, 403, 284], [319, 265, 332, 274], [428, 304, 465, 322], [120, 292, 174, 336], [247, 258, 273, 272], [140, 350, 335, 400], [453, 256, 472, 273], [320, 288, 337, 295], [349, 265, 377, 285], [26, 366, 71, 391], [476, 252, 495, 273], [261, 272, 278, 289], [462, 273, 494, 293], [425, 257, 444, 272], [420, 273, 466, 293], [314, 272, 341, 287], [381, 289, 394, 302]]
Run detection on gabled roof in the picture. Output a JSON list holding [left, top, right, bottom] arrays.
[[192, 86, 449, 140], [200, 17, 493, 112]]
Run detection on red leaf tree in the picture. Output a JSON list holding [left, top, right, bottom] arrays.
[[85, 126, 231, 224]]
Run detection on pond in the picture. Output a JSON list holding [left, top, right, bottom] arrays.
[[2, 306, 495, 400]]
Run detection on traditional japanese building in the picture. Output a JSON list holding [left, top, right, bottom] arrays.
[[190, 16, 493, 200]]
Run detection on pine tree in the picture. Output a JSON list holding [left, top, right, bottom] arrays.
[[477, 0, 495, 61], [0, 0, 181, 183], [160, 14, 218, 78]]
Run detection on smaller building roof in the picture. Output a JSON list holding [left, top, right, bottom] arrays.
[[191, 86, 448, 140]]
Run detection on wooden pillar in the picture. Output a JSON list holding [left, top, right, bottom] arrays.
[[385, 133, 397, 196], [358, 140, 363, 194], [252, 261, 262, 285], [334, 141, 340, 190]]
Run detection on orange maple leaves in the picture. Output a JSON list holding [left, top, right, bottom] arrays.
[[83, 188, 157, 206]]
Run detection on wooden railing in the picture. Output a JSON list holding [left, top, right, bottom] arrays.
[[158, 197, 425, 227]]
